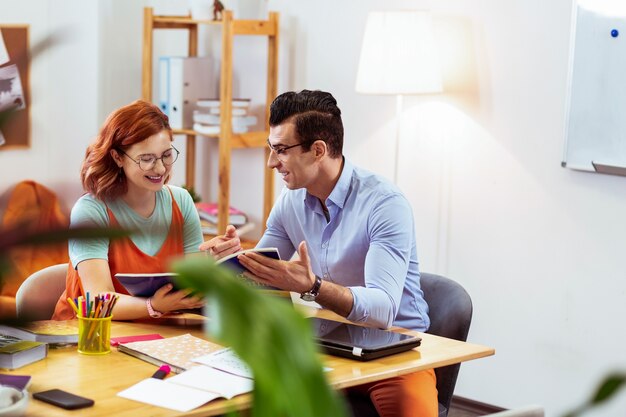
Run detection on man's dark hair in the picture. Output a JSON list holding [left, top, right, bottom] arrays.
[[269, 90, 343, 158]]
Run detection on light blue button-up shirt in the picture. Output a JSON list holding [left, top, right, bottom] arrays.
[[258, 159, 430, 332]]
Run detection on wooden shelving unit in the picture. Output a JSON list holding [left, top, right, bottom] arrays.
[[141, 7, 278, 235]]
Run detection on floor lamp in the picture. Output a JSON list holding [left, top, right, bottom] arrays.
[[355, 10, 443, 184]]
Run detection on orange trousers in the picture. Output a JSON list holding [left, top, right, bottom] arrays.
[[348, 369, 438, 417]]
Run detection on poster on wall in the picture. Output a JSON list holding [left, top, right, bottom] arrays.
[[0, 25, 30, 149]]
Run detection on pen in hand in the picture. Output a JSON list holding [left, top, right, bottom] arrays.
[[151, 365, 171, 380]]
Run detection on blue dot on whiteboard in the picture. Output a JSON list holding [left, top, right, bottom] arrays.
[[611, 29, 619, 38]]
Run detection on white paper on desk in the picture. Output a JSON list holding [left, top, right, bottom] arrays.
[[168, 365, 254, 398], [193, 347, 253, 379], [117, 378, 219, 412]]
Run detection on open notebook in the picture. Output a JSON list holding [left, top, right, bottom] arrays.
[[311, 318, 421, 361], [115, 248, 282, 298]]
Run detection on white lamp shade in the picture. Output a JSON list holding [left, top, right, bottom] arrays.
[[356, 11, 443, 95]]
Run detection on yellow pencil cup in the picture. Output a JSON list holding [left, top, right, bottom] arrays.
[[77, 316, 112, 355]]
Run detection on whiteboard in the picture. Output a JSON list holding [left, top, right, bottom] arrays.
[[563, 3, 626, 174]]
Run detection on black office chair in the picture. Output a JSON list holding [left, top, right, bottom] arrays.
[[347, 272, 473, 417]]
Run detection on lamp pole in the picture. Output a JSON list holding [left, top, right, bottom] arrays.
[[393, 94, 403, 184]]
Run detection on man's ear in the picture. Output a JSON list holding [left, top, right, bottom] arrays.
[[312, 140, 327, 159], [110, 149, 123, 167]]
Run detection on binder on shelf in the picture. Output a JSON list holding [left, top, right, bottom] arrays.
[[159, 57, 214, 129]]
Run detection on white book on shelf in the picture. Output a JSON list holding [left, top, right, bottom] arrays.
[[193, 123, 249, 135], [197, 98, 251, 108], [193, 112, 257, 127], [209, 107, 248, 116]]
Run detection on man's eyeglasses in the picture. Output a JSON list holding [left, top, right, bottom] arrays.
[[266, 139, 303, 156], [118, 146, 180, 171]]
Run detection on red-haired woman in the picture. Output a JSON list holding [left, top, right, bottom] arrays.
[[53, 100, 206, 320]]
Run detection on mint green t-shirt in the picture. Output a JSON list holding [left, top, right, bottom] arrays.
[[69, 185, 202, 267]]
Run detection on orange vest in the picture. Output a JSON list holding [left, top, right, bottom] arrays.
[[52, 190, 184, 320]]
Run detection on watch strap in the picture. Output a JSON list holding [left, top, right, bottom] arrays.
[[146, 298, 163, 318], [300, 275, 322, 301]]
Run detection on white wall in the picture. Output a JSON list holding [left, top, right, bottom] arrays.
[[2, 0, 625, 415], [0, 0, 100, 210], [269, 0, 626, 416]]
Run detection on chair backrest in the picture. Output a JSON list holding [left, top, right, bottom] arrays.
[[345, 273, 473, 417], [15, 263, 68, 321], [420, 272, 473, 417]]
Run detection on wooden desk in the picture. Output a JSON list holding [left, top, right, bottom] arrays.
[[16, 310, 494, 417]]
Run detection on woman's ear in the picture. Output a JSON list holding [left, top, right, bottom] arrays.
[[110, 149, 123, 167]]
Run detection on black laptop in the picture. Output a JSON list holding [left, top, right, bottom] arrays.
[[310, 318, 421, 361]]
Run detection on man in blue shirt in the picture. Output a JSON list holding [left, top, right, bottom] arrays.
[[202, 90, 437, 417]]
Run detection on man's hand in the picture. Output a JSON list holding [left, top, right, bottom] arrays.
[[238, 241, 316, 293], [198, 225, 242, 259]]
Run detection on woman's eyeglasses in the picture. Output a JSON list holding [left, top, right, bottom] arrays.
[[118, 146, 180, 171]]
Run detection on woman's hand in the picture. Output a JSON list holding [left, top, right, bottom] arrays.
[[198, 224, 242, 259], [149, 283, 204, 314]]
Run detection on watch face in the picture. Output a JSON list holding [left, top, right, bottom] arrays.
[[300, 293, 316, 302]]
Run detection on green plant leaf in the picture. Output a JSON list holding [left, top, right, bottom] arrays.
[[181, 184, 201, 203], [0, 225, 131, 286], [0, 225, 130, 252], [590, 373, 626, 403], [563, 372, 626, 417], [173, 257, 348, 417]]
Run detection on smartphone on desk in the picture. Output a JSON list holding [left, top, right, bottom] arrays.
[[33, 389, 94, 410]]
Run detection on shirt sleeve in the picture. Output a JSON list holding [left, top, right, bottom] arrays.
[[346, 193, 414, 328], [256, 192, 297, 261], [68, 195, 110, 267], [171, 186, 203, 254]]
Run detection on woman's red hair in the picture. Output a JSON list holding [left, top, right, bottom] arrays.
[[81, 100, 173, 201]]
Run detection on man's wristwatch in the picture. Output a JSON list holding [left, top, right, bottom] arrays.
[[146, 298, 163, 318], [300, 275, 322, 302]]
